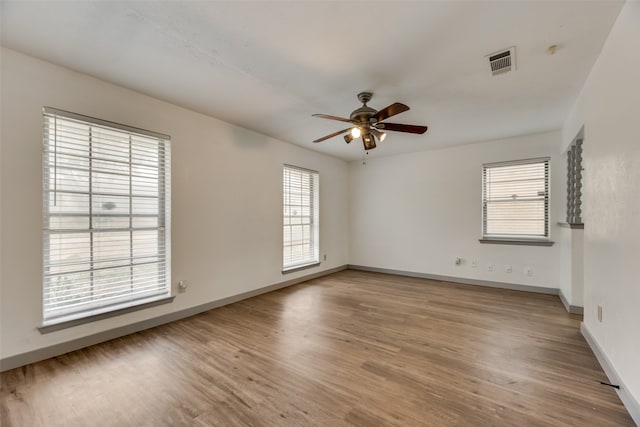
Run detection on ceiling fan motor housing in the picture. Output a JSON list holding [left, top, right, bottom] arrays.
[[350, 105, 377, 124], [351, 92, 377, 125]]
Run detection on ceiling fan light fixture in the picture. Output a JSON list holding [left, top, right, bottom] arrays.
[[371, 129, 386, 142], [350, 127, 361, 138], [362, 132, 376, 150], [344, 133, 354, 143]]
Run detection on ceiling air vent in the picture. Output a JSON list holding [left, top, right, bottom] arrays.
[[487, 47, 516, 76]]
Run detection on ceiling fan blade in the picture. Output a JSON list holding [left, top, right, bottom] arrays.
[[371, 103, 410, 122], [377, 122, 428, 134], [313, 128, 351, 143], [312, 113, 352, 123]]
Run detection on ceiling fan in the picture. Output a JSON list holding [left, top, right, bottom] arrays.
[[312, 92, 428, 151]]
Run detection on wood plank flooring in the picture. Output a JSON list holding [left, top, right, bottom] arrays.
[[1, 270, 634, 426]]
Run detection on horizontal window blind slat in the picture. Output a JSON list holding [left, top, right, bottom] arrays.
[[45, 280, 168, 306], [45, 270, 167, 291], [44, 287, 168, 313], [45, 227, 165, 234], [44, 150, 167, 171], [45, 275, 167, 299], [45, 213, 160, 218], [44, 167, 164, 183], [45, 189, 160, 200], [45, 259, 166, 277]]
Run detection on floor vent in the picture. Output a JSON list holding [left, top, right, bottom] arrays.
[[487, 47, 516, 75]]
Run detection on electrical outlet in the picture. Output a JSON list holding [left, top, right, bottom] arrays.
[[597, 305, 603, 322], [455, 257, 462, 266], [487, 264, 493, 272], [323, 254, 327, 261], [504, 265, 512, 273], [524, 267, 532, 276], [471, 260, 478, 268], [178, 280, 188, 292]]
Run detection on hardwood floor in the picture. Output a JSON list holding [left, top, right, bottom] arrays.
[[1, 270, 634, 426]]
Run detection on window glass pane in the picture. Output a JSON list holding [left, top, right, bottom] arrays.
[[92, 195, 130, 216], [132, 197, 159, 215], [43, 110, 170, 325], [49, 192, 89, 214], [49, 216, 90, 230], [47, 233, 91, 274], [51, 167, 89, 193], [283, 165, 319, 270], [132, 216, 159, 228], [482, 159, 549, 238], [132, 171, 159, 196]]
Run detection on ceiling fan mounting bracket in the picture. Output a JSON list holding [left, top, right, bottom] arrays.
[[350, 92, 377, 123], [357, 92, 373, 105]]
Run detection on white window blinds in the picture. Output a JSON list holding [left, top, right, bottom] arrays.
[[42, 108, 171, 325], [283, 165, 319, 271], [482, 158, 550, 239]]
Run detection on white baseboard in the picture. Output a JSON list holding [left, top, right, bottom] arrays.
[[559, 289, 584, 315], [581, 322, 640, 425], [348, 264, 559, 295]]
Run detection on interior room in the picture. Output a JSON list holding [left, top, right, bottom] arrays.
[[1, 1, 638, 425]]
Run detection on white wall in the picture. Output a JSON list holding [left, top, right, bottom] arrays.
[[562, 0, 640, 407], [571, 229, 584, 307], [558, 227, 574, 302], [0, 48, 349, 360], [558, 227, 584, 308], [349, 131, 566, 289]]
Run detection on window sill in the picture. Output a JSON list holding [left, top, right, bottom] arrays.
[[557, 222, 584, 229], [282, 262, 320, 275], [479, 238, 554, 247], [39, 295, 175, 334]]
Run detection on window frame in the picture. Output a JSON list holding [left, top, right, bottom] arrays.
[[282, 164, 320, 273], [41, 107, 172, 329], [480, 157, 552, 245]]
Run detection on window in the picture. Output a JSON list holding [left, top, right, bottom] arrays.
[[42, 108, 171, 326], [482, 158, 550, 241], [282, 165, 319, 271]]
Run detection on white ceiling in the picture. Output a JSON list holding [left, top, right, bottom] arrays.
[[1, 1, 624, 161]]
